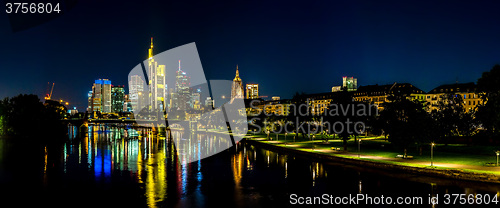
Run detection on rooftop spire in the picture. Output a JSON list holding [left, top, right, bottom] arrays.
[[233, 65, 241, 82], [178, 60, 181, 71], [148, 37, 154, 59]]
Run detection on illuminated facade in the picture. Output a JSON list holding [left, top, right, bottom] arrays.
[[173, 60, 191, 110], [191, 91, 201, 110], [205, 97, 214, 109], [123, 94, 132, 112], [231, 65, 244, 100], [305, 92, 335, 115], [91, 79, 112, 113], [343, 77, 357, 91], [245, 99, 291, 116], [353, 83, 426, 111], [129, 75, 144, 113], [331, 86, 341, 92], [246, 84, 259, 99], [426, 82, 481, 113], [272, 96, 280, 101], [147, 38, 167, 112], [87, 90, 93, 112], [111, 85, 125, 113]]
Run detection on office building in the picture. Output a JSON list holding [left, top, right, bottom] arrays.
[[246, 84, 259, 99], [343, 77, 357, 91], [231, 65, 244, 100], [111, 85, 125, 113]]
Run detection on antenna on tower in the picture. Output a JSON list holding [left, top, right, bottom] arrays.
[[178, 60, 181, 71]]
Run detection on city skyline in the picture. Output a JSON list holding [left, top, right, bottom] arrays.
[[2, 1, 500, 111]]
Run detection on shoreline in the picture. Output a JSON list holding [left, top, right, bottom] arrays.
[[244, 138, 500, 184]]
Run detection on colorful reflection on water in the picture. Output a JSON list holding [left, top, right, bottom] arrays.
[[1, 124, 500, 207]]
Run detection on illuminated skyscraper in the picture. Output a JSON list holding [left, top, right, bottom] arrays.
[[111, 85, 125, 113], [129, 75, 144, 113], [231, 65, 244, 100], [87, 90, 93, 112], [246, 84, 259, 99], [205, 97, 214, 109], [147, 38, 167, 112], [342, 77, 357, 91], [91, 79, 112, 113], [174, 60, 191, 110], [191, 92, 201, 110]]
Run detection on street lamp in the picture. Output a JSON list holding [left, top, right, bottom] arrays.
[[358, 137, 361, 158], [496, 151, 500, 167], [285, 133, 288, 146], [431, 142, 435, 167], [293, 130, 296, 143], [326, 129, 329, 142], [312, 135, 315, 150]]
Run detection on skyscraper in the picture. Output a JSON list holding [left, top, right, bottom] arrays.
[[342, 77, 357, 91], [111, 85, 125, 113], [129, 75, 144, 113], [231, 65, 244, 100], [246, 84, 259, 99], [174, 60, 191, 110], [87, 90, 93, 112], [191, 91, 201, 110], [147, 38, 167, 112], [205, 97, 214, 109], [91, 79, 112, 113]]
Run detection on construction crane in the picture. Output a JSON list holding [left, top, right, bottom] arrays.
[[45, 82, 55, 100]]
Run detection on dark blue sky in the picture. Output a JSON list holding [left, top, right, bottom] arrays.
[[1, 0, 500, 110]]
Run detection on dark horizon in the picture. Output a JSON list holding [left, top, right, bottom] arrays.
[[2, 0, 500, 111]]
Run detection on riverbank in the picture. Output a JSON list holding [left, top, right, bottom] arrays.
[[244, 135, 500, 184]]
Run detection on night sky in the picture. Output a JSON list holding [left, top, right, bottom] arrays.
[[1, 0, 500, 110]]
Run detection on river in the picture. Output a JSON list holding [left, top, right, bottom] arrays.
[[0, 124, 499, 207]]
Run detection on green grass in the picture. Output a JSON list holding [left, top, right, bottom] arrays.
[[246, 131, 500, 172]]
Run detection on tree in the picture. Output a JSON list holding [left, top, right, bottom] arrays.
[[1, 94, 67, 142], [322, 90, 374, 151], [432, 93, 475, 144], [476, 64, 500, 137], [379, 94, 434, 157], [286, 92, 311, 140]]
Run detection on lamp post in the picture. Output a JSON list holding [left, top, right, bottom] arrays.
[[253, 129, 256, 135], [293, 130, 296, 143], [496, 151, 500, 167], [431, 142, 435, 167], [285, 133, 288, 146], [312, 135, 315, 150], [358, 136, 361, 158], [326, 129, 329, 142]]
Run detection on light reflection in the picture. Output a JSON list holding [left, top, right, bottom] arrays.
[[52, 124, 500, 208], [358, 180, 362, 194]]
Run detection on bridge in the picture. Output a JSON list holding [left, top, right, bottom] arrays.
[[63, 118, 143, 127]]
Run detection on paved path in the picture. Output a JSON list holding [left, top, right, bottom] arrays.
[[247, 136, 500, 174]]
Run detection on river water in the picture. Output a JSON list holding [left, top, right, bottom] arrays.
[[0, 124, 499, 207]]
